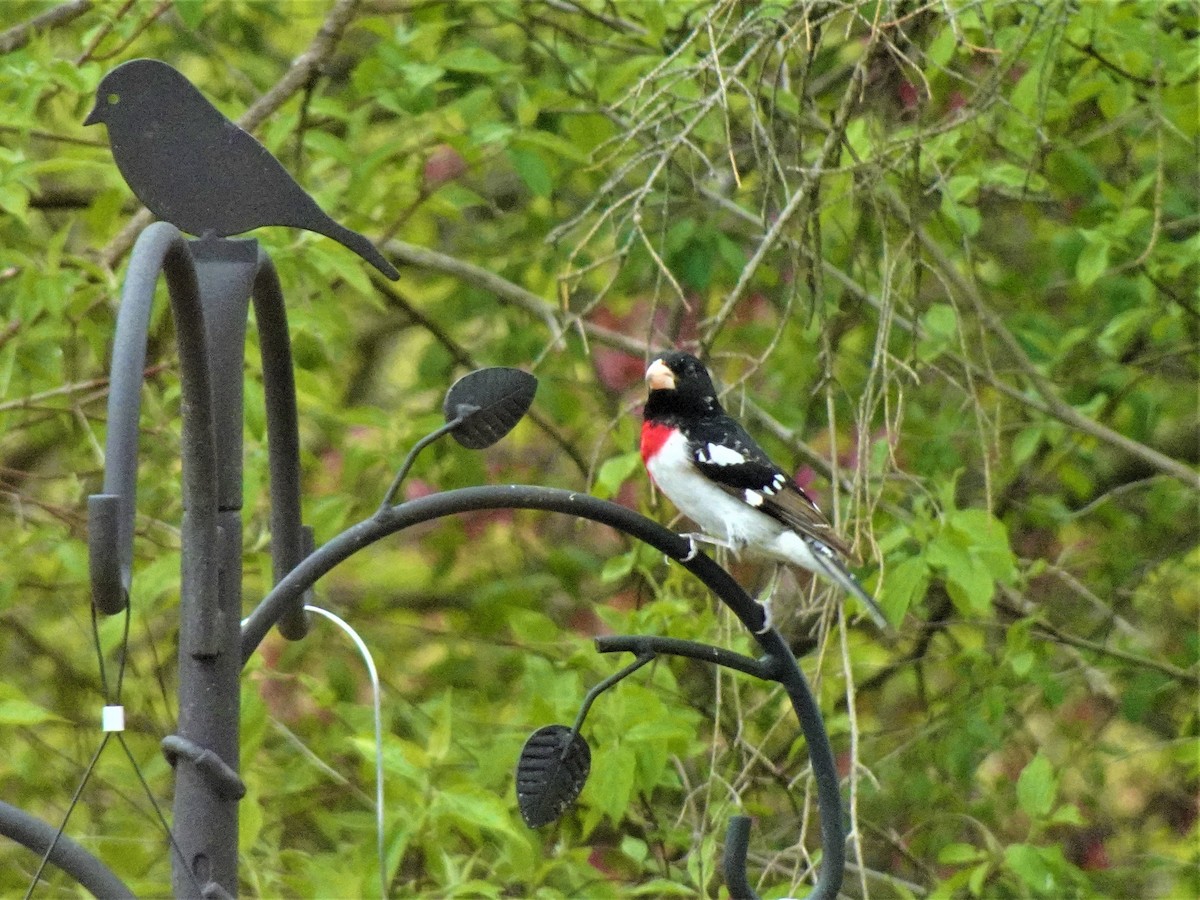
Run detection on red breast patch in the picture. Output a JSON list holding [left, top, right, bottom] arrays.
[[640, 421, 673, 470]]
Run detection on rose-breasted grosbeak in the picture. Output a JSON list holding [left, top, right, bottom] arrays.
[[640, 350, 888, 629]]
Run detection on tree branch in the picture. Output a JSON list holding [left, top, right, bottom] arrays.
[[699, 171, 1199, 491], [0, 0, 92, 55], [702, 50, 872, 345], [383, 240, 564, 345], [878, 186, 1200, 490]]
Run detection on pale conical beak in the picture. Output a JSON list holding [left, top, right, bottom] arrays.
[[645, 359, 675, 391]]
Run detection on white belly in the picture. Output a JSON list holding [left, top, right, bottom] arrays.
[[647, 429, 786, 549]]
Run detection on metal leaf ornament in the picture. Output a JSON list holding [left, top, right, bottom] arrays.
[[515, 725, 591, 828], [443, 367, 537, 449]]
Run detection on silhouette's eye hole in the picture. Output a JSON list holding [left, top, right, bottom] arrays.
[[106, 93, 119, 106]]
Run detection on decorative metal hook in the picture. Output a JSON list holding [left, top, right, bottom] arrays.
[[238, 484, 846, 899]]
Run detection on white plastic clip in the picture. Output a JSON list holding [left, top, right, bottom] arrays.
[[101, 705, 126, 732]]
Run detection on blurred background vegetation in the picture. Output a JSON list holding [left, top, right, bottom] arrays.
[[0, 0, 1196, 896]]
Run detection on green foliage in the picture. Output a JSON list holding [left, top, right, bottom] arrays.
[[1, 0, 1196, 897]]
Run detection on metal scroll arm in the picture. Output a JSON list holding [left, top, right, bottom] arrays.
[[87, 222, 219, 618], [237, 485, 846, 899], [250, 250, 312, 640], [723, 815, 758, 900], [592, 633, 841, 900], [0, 800, 133, 899]]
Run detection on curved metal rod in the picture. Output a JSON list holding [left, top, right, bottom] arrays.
[[723, 815, 757, 900], [87, 222, 219, 619], [376, 415, 467, 513], [0, 800, 134, 898], [250, 250, 310, 640], [239, 485, 844, 899], [567, 652, 655, 740], [595, 632, 841, 899], [595, 634, 781, 680]]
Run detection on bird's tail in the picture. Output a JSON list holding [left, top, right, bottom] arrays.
[[809, 547, 890, 630], [315, 219, 400, 280]]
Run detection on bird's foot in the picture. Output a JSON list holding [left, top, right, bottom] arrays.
[[680, 534, 700, 563], [679, 532, 738, 555], [755, 597, 775, 634], [754, 565, 782, 634]]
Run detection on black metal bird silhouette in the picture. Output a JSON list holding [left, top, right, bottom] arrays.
[[85, 58, 399, 280]]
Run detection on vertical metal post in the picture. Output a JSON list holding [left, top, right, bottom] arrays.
[[169, 238, 258, 899]]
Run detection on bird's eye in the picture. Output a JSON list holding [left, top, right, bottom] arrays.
[[106, 93, 120, 106]]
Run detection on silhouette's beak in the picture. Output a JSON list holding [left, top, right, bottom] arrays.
[[645, 358, 675, 391], [83, 103, 102, 126]]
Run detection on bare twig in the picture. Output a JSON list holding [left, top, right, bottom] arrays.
[[0, 0, 92, 55], [1001, 585, 1199, 688], [384, 240, 565, 347], [879, 186, 1200, 490]]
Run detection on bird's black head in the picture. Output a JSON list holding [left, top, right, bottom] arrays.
[[84, 59, 197, 128], [644, 350, 722, 419]]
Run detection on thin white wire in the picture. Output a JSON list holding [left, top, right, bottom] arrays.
[[302, 605, 387, 899]]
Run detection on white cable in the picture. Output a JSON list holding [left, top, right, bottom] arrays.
[[302, 605, 387, 899]]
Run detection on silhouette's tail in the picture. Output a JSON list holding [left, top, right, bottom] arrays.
[[315, 218, 400, 280]]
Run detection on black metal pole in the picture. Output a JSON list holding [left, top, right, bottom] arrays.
[[88, 223, 227, 896], [168, 237, 258, 899]]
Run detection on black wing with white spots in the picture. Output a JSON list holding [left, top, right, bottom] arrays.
[[681, 414, 854, 558]]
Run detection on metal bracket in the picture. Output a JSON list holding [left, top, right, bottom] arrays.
[[161, 736, 247, 802]]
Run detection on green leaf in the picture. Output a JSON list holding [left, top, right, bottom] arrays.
[[400, 61, 445, 92], [627, 879, 698, 896], [944, 555, 994, 613], [600, 550, 636, 583], [1076, 232, 1110, 287], [508, 147, 552, 197], [594, 451, 641, 499], [588, 743, 637, 823], [927, 26, 957, 67], [1003, 843, 1059, 893], [513, 130, 590, 163], [1017, 753, 1057, 819], [946, 509, 1017, 584], [1011, 426, 1043, 466], [1009, 650, 1034, 677], [621, 834, 649, 863], [1048, 803, 1085, 825], [0, 181, 29, 223], [947, 175, 978, 201], [918, 303, 959, 361], [926, 532, 995, 613], [939, 842, 986, 864], [922, 303, 957, 340], [968, 861, 991, 896], [0, 699, 64, 725], [986, 162, 1047, 193], [172, 0, 206, 29], [240, 792, 264, 854], [440, 46, 512, 74], [882, 555, 928, 620]]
